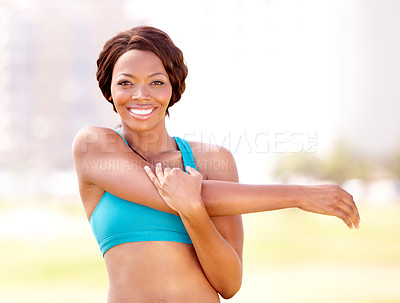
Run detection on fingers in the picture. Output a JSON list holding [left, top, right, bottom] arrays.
[[164, 166, 171, 176], [301, 185, 361, 230], [334, 207, 354, 229], [335, 198, 359, 229], [155, 162, 164, 181], [337, 187, 361, 229], [186, 166, 201, 177], [144, 165, 161, 188], [144, 163, 177, 187], [145, 164, 201, 191], [345, 197, 361, 228], [186, 166, 204, 184], [343, 197, 360, 229]]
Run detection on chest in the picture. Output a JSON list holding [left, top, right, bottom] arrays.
[[145, 150, 186, 170]]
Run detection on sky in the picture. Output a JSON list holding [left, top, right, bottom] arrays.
[[119, 0, 400, 182]]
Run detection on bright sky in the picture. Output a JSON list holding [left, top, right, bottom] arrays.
[[122, 0, 400, 182]]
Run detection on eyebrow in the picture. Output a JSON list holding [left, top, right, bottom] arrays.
[[116, 72, 168, 78]]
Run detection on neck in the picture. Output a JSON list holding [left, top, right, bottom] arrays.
[[120, 119, 177, 158]]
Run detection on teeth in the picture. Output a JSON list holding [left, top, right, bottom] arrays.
[[129, 108, 154, 115]]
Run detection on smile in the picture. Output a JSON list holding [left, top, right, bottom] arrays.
[[127, 107, 157, 120]]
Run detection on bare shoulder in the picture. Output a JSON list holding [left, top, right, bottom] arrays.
[[72, 126, 118, 157], [187, 141, 239, 182], [72, 126, 125, 182]]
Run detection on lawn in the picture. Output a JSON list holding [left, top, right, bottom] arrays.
[[0, 200, 399, 303]]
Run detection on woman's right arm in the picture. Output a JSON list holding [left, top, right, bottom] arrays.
[[72, 127, 360, 228]]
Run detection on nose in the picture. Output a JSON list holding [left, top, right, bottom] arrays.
[[132, 84, 151, 101]]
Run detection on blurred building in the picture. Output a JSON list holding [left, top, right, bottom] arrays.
[[0, 0, 139, 197]]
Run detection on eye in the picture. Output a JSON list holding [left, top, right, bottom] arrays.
[[151, 80, 164, 86], [118, 80, 132, 86]]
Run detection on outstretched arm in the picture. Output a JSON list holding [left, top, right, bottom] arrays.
[[73, 127, 360, 229], [144, 162, 360, 230]]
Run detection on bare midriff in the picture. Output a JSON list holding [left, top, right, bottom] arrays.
[[104, 241, 221, 303]]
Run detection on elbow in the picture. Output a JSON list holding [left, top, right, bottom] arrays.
[[218, 259, 243, 299], [219, 277, 242, 299], [220, 287, 241, 300]]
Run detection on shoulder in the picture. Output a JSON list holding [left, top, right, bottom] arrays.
[[187, 140, 239, 182], [188, 141, 235, 164], [72, 126, 116, 145], [72, 126, 119, 157]]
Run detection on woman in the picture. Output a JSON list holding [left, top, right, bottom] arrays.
[[72, 26, 360, 302]]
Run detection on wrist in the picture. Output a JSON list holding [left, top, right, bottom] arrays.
[[290, 185, 307, 209], [178, 198, 207, 221]]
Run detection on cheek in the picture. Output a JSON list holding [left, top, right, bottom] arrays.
[[163, 86, 173, 103], [154, 87, 173, 106], [111, 88, 130, 103], [164, 90, 173, 104]]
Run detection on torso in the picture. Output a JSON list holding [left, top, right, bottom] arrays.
[[104, 242, 220, 303], [78, 127, 224, 302]]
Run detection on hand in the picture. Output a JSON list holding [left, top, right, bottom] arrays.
[[144, 163, 204, 215], [297, 185, 361, 229]]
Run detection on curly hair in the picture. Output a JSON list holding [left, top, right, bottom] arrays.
[[96, 26, 188, 115]]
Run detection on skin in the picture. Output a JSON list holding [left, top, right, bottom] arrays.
[[74, 50, 243, 302], [73, 49, 361, 302]]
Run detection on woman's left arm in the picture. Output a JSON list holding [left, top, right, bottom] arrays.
[[145, 149, 243, 299]]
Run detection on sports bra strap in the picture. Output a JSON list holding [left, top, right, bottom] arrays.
[[173, 137, 198, 172], [113, 128, 130, 147]]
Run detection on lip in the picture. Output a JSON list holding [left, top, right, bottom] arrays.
[[126, 106, 157, 120]]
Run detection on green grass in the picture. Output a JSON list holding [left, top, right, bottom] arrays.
[[242, 205, 400, 265], [232, 204, 400, 303], [0, 202, 399, 303], [0, 239, 106, 287]]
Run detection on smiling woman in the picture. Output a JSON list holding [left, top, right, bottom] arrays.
[[110, 50, 172, 131], [96, 26, 187, 116], [72, 25, 360, 303]]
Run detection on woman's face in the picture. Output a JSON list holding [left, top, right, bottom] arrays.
[[110, 50, 172, 132]]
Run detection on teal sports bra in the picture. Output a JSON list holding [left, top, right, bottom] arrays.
[[90, 129, 197, 256]]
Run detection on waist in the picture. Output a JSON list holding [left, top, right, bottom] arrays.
[[104, 241, 220, 302]]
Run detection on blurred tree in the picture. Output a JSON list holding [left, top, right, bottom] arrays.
[[273, 152, 322, 183], [273, 139, 372, 184], [320, 140, 372, 184]]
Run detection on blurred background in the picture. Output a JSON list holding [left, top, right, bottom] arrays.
[[0, 0, 399, 302]]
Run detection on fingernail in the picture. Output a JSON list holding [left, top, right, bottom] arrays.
[[144, 166, 150, 171]]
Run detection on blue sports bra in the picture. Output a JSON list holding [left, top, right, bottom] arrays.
[[90, 129, 197, 256]]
